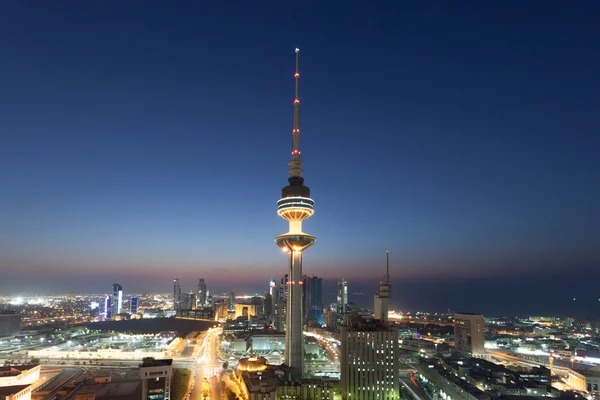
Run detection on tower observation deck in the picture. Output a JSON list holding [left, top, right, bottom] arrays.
[[275, 48, 315, 381]]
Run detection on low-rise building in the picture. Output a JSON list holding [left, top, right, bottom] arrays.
[[568, 369, 600, 393], [0, 384, 32, 400], [140, 359, 172, 400], [0, 365, 41, 387]]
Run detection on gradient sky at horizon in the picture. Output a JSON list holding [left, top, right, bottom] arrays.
[[1, 1, 599, 314]]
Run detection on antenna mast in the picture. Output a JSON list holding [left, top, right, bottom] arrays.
[[289, 48, 304, 177], [386, 251, 390, 283]]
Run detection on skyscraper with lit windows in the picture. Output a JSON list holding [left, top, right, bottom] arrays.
[[340, 319, 399, 400], [112, 283, 123, 317]]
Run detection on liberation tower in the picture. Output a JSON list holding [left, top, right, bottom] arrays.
[[275, 48, 315, 381]]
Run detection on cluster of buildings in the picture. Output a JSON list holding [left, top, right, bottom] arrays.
[[172, 278, 213, 315]]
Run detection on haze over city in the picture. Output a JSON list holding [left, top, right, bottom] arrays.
[[1, 2, 599, 317]]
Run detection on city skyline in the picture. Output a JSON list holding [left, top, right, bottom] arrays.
[[1, 2, 599, 316]]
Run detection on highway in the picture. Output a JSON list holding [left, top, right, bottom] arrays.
[[399, 370, 429, 400], [188, 328, 222, 400]]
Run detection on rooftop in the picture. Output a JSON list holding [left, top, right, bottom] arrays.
[[141, 359, 172, 367], [0, 385, 30, 396]]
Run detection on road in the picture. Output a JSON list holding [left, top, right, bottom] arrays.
[[33, 367, 85, 400], [188, 328, 222, 400], [487, 350, 572, 378], [399, 370, 429, 400]]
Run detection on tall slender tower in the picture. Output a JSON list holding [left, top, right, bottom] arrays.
[[374, 251, 391, 323], [275, 48, 315, 381]]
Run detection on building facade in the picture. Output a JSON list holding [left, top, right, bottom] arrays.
[[304, 276, 323, 324], [337, 280, 348, 315], [340, 320, 399, 400], [140, 359, 172, 400], [112, 283, 123, 317], [454, 313, 485, 358], [129, 296, 139, 315], [0, 312, 21, 337]]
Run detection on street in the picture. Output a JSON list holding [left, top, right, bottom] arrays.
[[187, 327, 222, 400]]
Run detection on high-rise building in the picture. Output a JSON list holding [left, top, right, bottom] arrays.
[[173, 278, 181, 310], [337, 279, 348, 314], [279, 274, 288, 302], [228, 291, 235, 311], [104, 296, 111, 319], [112, 283, 123, 317], [304, 275, 323, 323], [454, 312, 486, 357], [275, 299, 287, 331], [197, 278, 207, 307], [214, 301, 229, 321], [129, 296, 139, 315], [374, 251, 391, 324], [140, 358, 172, 400], [274, 49, 316, 381], [183, 292, 196, 310], [90, 300, 101, 319], [268, 279, 277, 322], [341, 319, 400, 400]]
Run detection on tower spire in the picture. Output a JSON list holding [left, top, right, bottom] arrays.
[[289, 48, 303, 177], [386, 251, 390, 283]]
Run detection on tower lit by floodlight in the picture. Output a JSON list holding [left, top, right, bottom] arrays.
[[275, 48, 315, 381]]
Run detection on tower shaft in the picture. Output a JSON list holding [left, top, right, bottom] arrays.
[[285, 250, 304, 375]]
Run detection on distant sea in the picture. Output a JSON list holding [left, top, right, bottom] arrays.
[[322, 275, 600, 319]]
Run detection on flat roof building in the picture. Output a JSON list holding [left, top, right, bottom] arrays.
[[340, 319, 399, 400], [455, 313, 485, 358], [140, 359, 172, 400], [0, 313, 21, 337]]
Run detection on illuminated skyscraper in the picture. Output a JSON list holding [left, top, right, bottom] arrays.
[[112, 283, 123, 317], [275, 48, 315, 380], [337, 279, 348, 314], [304, 275, 323, 323], [173, 278, 181, 310], [228, 291, 235, 312], [197, 278, 207, 307], [130, 296, 139, 315], [104, 296, 111, 319], [341, 319, 400, 400]]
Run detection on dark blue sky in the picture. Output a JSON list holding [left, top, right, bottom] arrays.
[[1, 1, 599, 316]]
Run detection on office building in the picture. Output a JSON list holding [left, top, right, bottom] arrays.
[[140, 358, 172, 400], [337, 279, 348, 314], [304, 275, 323, 323], [214, 301, 229, 321], [197, 278, 207, 307], [228, 291, 235, 312], [104, 296, 112, 320], [374, 251, 391, 324], [454, 312, 486, 357], [235, 304, 258, 320], [269, 280, 277, 318], [183, 292, 196, 311], [279, 274, 288, 302], [90, 300, 101, 319], [274, 300, 286, 331], [0, 312, 21, 337], [112, 283, 123, 317], [340, 319, 400, 400], [129, 296, 139, 315], [173, 278, 181, 311], [274, 49, 316, 381]]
